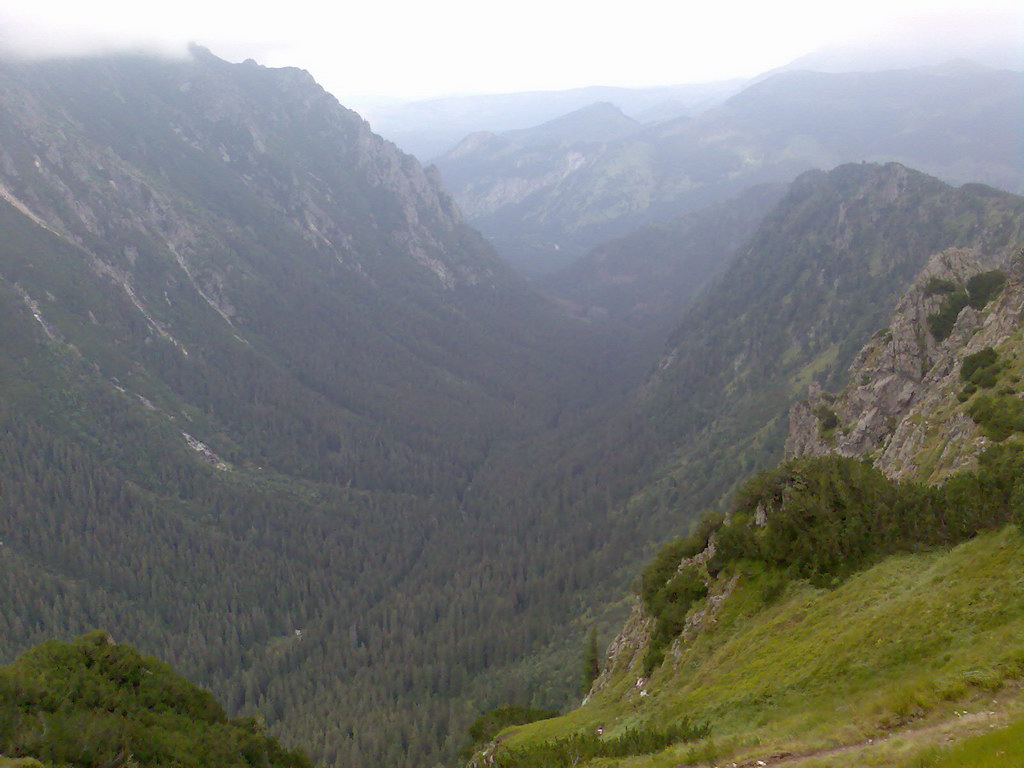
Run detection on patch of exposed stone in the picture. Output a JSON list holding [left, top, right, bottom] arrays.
[[181, 432, 231, 471], [786, 247, 1024, 482], [12, 283, 64, 344], [588, 603, 654, 697]]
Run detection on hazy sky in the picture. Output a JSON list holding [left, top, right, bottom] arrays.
[[0, 0, 1021, 106]]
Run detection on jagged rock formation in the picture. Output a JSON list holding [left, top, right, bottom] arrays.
[[786, 248, 1024, 481], [588, 606, 654, 697]]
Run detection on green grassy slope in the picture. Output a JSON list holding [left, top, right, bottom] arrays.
[[493, 525, 1024, 767], [916, 714, 1024, 767]]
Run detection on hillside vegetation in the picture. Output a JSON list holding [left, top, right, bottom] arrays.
[[0, 632, 311, 768], [478, 248, 1024, 767], [484, 508, 1024, 767]]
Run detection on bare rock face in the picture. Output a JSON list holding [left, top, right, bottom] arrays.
[[588, 603, 654, 697], [786, 247, 1024, 481], [590, 534, 725, 698]]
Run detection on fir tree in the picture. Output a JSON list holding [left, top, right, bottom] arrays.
[[581, 628, 600, 693]]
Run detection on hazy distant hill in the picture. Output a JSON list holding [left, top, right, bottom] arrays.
[[543, 182, 786, 347], [437, 102, 644, 235], [437, 63, 1024, 273], [360, 79, 744, 159]]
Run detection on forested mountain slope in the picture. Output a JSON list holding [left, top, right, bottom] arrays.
[[542, 183, 786, 343], [0, 48, 620, 768], [0, 45, 602, 473], [475, 192, 1024, 768], [437, 63, 1024, 272]]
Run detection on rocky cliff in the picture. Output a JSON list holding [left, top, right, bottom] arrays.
[[786, 247, 1024, 482]]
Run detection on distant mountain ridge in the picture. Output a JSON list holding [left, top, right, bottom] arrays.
[[437, 62, 1024, 273], [437, 102, 646, 254], [502, 102, 640, 143], [359, 79, 744, 159], [544, 183, 786, 330]]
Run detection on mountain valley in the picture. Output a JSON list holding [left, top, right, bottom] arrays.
[[1, 38, 1024, 768]]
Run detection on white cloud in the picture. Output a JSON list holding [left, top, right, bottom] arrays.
[[0, 0, 1020, 103]]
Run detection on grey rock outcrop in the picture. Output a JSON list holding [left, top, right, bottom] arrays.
[[786, 247, 1024, 481]]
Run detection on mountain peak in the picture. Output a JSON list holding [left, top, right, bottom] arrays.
[[504, 100, 640, 143]]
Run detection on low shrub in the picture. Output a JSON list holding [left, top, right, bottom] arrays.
[[966, 270, 1007, 310], [928, 289, 969, 341], [927, 270, 1005, 342], [487, 719, 710, 768], [461, 706, 558, 759], [969, 394, 1024, 441], [960, 347, 1001, 400], [642, 564, 709, 675], [815, 405, 839, 434], [924, 277, 958, 296]]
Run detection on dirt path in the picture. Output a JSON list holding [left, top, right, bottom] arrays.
[[713, 707, 1009, 768]]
